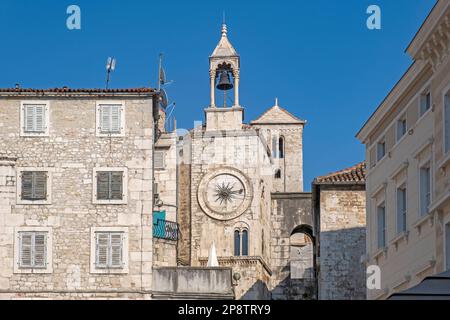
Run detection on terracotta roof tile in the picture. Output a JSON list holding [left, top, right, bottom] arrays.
[[0, 87, 155, 94], [314, 162, 366, 184]]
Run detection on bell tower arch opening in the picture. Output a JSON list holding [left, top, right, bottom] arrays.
[[205, 22, 243, 131]]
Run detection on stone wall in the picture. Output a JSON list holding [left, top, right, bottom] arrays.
[[250, 124, 304, 193], [316, 185, 366, 300], [269, 193, 314, 300], [0, 95, 154, 299], [177, 161, 191, 266], [152, 266, 234, 300], [153, 239, 177, 267]]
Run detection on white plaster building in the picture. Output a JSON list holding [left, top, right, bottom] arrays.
[[357, 0, 450, 300]]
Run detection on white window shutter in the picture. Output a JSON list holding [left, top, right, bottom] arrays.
[[110, 106, 121, 133], [34, 105, 45, 132], [24, 105, 35, 132], [110, 233, 123, 268], [19, 233, 33, 268], [100, 105, 112, 132], [33, 233, 47, 267], [96, 233, 109, 268]]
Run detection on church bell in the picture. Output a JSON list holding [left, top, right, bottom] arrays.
[[216, 71, 234, 91]]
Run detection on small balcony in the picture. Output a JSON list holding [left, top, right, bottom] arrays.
[[153, 219, 179, 241]]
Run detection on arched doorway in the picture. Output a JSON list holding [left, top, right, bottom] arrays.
[[290, 225, 314, 280]]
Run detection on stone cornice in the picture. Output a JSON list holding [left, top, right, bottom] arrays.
[[406, 1, 450, 60]]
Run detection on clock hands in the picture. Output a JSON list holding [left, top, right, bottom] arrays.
[[213, 181, 244, 206]]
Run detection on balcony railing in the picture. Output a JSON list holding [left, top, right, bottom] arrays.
[[153, 219, 179, 241]]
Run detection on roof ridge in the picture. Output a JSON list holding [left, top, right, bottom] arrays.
[[314, 161, 366, 184]]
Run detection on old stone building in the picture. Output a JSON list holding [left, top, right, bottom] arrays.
[[313, 162, 367, 300], [0, 88, 157, 299]]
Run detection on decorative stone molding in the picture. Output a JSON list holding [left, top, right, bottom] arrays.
[[198, 256, 272, 276]]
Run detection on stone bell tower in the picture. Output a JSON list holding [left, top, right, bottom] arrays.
[[205, 23, 243, 131]]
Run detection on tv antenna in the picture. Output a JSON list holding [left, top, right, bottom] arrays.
[[105, 57, 116, 89], [158, 53, 175, 110]]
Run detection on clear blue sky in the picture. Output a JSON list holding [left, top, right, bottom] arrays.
[[0, 0, 436, 190]]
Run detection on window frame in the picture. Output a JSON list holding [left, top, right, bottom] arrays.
[[20, 101, 50, 137], [95, 101, 126, 137], [233, 228, 249, 257], [90, 227, 129, 274], [419, 89, 432, 117], [443, 85, 450, 156], [377, 203, 386, 249], [16, 168, 52, 205], [419, 162, 432, 217], [396, 184, 407, 234], [396, 115, 407, 143], [92, 167, 128, 205], [154, 150, 166, 170], [376, 139, 386, 162], [14, 227, 53, 274]]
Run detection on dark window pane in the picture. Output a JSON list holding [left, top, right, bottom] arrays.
[[234, 230, 241, 256], [279, 137, 284, 159], [242, 230, 249, 256]]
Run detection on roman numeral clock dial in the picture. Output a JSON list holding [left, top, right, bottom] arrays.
[[198, 168, 253, 221]]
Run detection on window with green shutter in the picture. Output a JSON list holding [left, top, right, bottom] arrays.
[[21, 171, 47, 201], [95, 232, 124, 269], [96, 171, 123, 200], [19, 232, 47, 268]]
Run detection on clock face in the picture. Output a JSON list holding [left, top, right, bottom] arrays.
[[206, 174, 246, 214], [198, 168, 253, 221]]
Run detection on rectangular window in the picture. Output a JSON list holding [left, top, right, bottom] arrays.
[[23, 104, 46, 133], [396, 186, 407, 233], [97, 171, 123, 200], [420, 91, 431, 116], [154, 151, 165, 169], [19, 232, 47, 269], [419, 165, 431, 216], [396, 117, 407, 142], [377, 140, 386, 162], [377, 204, 386, 249], [95, 232, 124, 269], [21, 171, 47, 201], [100, 104, 121, 133], [445, 93, 450, 154]]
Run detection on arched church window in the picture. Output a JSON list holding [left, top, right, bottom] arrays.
[[275, 169, 282, 179], [234, 230, 241, 256], [279, 136, 285, 159], [242, 230, 249, 256], [234, 229, 249, 257], [272, 137, 277, 158]]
